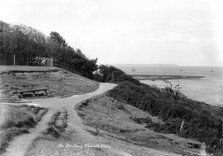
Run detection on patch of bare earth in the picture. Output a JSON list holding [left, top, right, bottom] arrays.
[[76, 95, 203, 156]]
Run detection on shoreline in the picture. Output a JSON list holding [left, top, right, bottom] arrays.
[[131, 74, 205, 81]]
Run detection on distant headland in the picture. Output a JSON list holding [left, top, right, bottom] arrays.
[[111, 64, 179, 67], [131, 74, 205, 81]]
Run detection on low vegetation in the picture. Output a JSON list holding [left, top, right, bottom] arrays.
[[77, 95, 202, 155], [0, 69, 99, 101], [0, 127, 29, 154], [94, 65, 140, 85], [42, 111, 68, 138], [107, 81, 223, 153], [0, 105, 47, 154]]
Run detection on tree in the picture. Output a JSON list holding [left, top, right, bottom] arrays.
[[1, 21, 98, 79], [50, 31, 67, 47], [48, 31, 98, 79], [0, 22, 49, 65], [95, 65, 140, 84]]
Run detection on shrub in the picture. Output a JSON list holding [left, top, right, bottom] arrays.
[[94, 65, 140, 85], [108, 81, 223, 152]]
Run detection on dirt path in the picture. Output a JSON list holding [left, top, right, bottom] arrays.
[[1, 83, 181, 156], [2, 110, 55, 156], [3, 83, 129, 156]]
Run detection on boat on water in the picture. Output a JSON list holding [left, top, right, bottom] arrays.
[[175, 84, 182, 89], [132, 68, 136, 72], [175, 80, 182, 90]]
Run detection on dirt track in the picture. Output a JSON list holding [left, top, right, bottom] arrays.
[[1, 83, 183, 156], [2, 83, 133, 156], [2, 110, 54, 156]]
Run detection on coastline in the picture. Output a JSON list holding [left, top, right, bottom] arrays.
[[131, 74, 205, 81], [140, 77, 223, 106]]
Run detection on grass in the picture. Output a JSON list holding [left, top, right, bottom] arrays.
[[0, 105, 47, 129], [0, 65, 59, 74], [0, 127, 29, 154], [0, 105, 48, 154], [42, 111, 68, 138], [76, 95, 202, 156], [0, 66, 99, 102], [107, 81, 222, 151]]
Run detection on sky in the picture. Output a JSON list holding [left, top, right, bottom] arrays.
[[0, 0, 223, 66]]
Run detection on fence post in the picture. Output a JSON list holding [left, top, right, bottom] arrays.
[[50, 58, 53, 67], [13, 54, 16, 65]]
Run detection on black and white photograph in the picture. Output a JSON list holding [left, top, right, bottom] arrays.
[[0, 0, 223, 155]]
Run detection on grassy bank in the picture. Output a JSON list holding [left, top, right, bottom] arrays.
[[0, 105, 48, 154], [107, 81, 223, 154], [76, 95, 202, 155], [0, 66, 59, 74], [42, 111, 68, 138], [0, 66, 99, 102]]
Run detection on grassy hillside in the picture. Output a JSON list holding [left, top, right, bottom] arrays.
[[107, 81, 223, 153], [0, 105, 48, 154], [0, 65, 59, 73], [0, 66, 99, 102], [91, 64, 223, 154], [77, 95, 202, 155]]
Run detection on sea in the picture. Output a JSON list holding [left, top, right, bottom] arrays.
[[115, 65, 223, 106]]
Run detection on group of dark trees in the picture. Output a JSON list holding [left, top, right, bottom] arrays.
[[0, 22, 48, 65], [107, 81, 223, 153], [0, 21, 137, 80], [0, 21, 97, 79], [49, 31, 97, 79]]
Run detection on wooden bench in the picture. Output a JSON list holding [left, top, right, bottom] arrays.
[[17, 88, 48, 98]]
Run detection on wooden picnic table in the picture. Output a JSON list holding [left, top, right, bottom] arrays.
[[17, 88, 48, 98]]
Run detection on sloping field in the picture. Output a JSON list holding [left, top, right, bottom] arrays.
[[76, 95, 202, 156], [0, 65, 99, 102]]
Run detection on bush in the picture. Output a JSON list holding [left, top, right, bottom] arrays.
[[108, 81, 223, 152], [94, 65, 140, 85], [1, 106, 36, 129]]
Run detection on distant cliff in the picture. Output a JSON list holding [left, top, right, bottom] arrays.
[[111, 64, 179, 67]]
